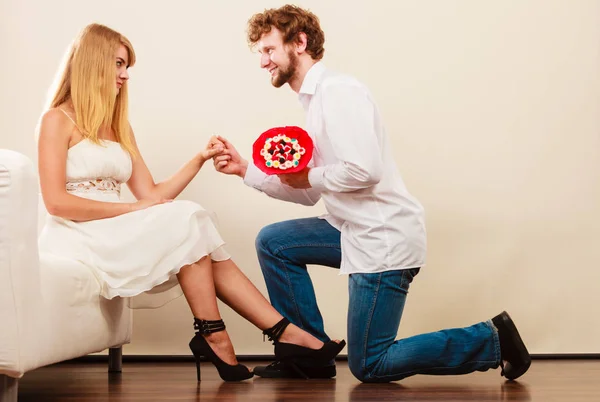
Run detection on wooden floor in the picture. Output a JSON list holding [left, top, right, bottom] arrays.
[[15, 360, 600, 402]]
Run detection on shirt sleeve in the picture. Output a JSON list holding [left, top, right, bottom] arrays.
[[311, 82, 383, 193], [243, 162, 322, 206]]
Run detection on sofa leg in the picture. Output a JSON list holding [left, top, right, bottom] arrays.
[[0, 374, 18, 402], [108, 346, 123, 373]]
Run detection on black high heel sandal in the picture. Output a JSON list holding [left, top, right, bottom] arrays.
[[263, 318, 346, 379], [189, 318, 254, 382]]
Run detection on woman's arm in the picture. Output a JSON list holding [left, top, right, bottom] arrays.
[[38, 109, 164, 222], [126, 128, 222, 200]]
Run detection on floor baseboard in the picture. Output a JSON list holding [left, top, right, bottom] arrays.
[[62, 353, 600, 364]]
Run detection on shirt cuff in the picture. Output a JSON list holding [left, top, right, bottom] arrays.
[[243, 162, 268, 191], [308, 166, 326, 192]]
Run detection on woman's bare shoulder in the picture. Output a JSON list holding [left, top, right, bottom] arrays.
[[38, 107, 77, 142]]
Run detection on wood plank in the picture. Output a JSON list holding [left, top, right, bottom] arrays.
[[16, 360, 600, 401]]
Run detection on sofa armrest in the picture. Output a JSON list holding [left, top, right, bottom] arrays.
[[0, 150, 42, 377]]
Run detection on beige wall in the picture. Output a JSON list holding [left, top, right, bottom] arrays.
[[1, 0, 599, 355]]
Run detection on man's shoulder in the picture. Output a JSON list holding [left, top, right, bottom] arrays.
[[320, 69, 366, 91]]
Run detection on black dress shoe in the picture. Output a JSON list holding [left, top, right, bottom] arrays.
[[254, 360, 337, 379], [491, 311, 531, 380]]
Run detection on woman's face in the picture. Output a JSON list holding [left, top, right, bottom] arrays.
[[115, 44, 129, 94]]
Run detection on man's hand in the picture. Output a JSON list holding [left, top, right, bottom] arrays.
[[212, 135, 249, 178], [278, 168, 312, 189]]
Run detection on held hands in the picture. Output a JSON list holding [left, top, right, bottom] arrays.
[[205, 135, 310, 187], [278, 168, 312, 189], [212, 135, 248, 178], [208, 133, 311, 187], [199, 135, 225, 163]]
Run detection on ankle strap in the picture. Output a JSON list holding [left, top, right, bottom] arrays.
[[263, 317, 290, 344], [194, 318, 226, 335]]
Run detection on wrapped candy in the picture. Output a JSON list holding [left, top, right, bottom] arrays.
[[252, 126, 314, 175]]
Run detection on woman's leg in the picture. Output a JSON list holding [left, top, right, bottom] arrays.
[[211, 258, 325, 349], [177, 256, 237, 365]]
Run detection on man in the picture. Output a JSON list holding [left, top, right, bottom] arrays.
[[213, 4, 530, 382]]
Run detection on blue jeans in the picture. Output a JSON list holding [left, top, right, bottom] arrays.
[[255, 217, 501, 382]]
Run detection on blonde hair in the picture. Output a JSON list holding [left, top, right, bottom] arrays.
[[46, 23, 136, 154]]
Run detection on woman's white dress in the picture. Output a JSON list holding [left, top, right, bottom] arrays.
[[38, 138, 230, 308]]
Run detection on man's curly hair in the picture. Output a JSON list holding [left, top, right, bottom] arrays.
[[247, 4, 325, 60]]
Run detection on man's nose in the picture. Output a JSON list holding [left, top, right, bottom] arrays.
[[260, 53, 270, 69]]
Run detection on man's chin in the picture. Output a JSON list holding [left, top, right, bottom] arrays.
[[271, 80, 285, 88]]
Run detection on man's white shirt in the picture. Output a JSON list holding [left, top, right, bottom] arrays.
[[244, 62, 427, 274]]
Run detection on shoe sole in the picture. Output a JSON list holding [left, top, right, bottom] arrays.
[[498, 312, 531, 380]]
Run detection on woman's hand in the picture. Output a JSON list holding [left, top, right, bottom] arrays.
[[198, 136, 225, 164], [130, 198, 172, 212]]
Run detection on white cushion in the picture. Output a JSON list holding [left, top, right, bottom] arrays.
[[0, 149, 131, 378]]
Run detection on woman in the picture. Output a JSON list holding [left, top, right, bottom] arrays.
[[36, 23, 344, 382]]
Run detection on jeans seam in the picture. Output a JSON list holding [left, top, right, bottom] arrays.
[[486, 319, 502, 366], [369, 359, 500, 380], [272, 252, 305, 331], [273, 243, 340, 255], [359, 272, 384, 379], [365, 270, 410, 379]]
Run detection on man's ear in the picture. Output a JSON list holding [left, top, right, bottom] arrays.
[[295, 32, 308, 54]]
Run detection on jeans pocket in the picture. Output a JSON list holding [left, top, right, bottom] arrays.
[[403, 267, 420, 288]]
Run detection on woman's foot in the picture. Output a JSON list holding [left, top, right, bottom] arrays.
[[203, 330, 239, 366], [277, 323, 341, 350], [255, 318, 344, 380], [189, 318, 253, 381], [262, 318, 346, 379]]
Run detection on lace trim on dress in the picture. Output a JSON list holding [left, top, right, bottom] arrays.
[[66, 178, 121, 196]]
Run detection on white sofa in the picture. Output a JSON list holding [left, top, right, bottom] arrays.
[[0, 149, 132, 402]]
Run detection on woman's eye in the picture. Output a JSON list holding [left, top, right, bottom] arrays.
[[116, 61, 122, 67]]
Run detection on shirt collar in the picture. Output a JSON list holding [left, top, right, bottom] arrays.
[[299, 61, 326, 96]]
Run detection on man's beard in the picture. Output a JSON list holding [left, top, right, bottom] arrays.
[[271, 49, 298, 88]]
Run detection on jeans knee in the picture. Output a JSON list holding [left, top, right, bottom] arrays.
[[349, 353, 395, 383], [255, 224, 277, 253], [348, 355, 370, 382], [256, 222, 292, 264]]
